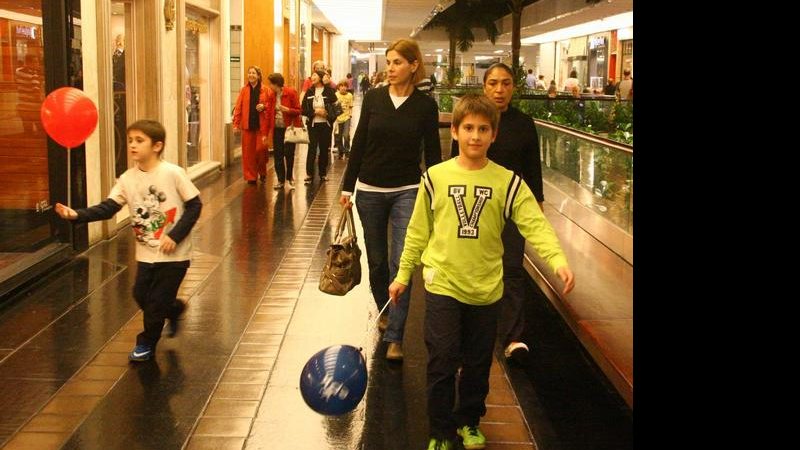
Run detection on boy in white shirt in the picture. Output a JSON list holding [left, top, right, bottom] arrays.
[[56, 119, 202, 362]]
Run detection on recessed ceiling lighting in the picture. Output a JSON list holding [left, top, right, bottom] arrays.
[[313, 1, 382, 40]]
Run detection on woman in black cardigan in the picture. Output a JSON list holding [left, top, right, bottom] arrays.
[[301, 70, 337, 183], [339, 38, 441, 361]]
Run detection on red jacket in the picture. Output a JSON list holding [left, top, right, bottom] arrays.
[[277, 86, 302, 128], [232, 82, 274, 133]]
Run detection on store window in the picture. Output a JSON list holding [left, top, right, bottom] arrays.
[[621, 40, 633, 76], [0, 1, 82, 287], [0, 2, 50, 270], [588, 34, 609, 92], [557, 37, 588, 91], [185, 9, 210, 167], [111, 1, 134, 178]]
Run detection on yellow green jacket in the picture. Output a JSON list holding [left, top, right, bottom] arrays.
[[395, 158, 568, 305]]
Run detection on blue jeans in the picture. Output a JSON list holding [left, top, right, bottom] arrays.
[[355, 188, 417, 343]]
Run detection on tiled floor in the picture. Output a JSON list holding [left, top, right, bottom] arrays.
[[0, 142, 536, 450], [0, 94, 634, 450]]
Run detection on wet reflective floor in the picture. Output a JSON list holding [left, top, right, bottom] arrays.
[[0, 143, 537, 450], [1, 97, 631, 450]]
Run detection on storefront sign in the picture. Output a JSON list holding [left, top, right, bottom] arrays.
[[589, 36, 605, 50], [16, 25, 37, 39]]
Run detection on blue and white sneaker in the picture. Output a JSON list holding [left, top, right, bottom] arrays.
[[129, 344, 153, 362]]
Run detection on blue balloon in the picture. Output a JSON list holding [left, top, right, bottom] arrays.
[[299, 344, 367, 415]]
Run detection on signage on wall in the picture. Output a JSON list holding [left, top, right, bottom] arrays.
[[16, 25, 37, 39], [589, 36, 605, 50], [312, 27, 319, 43], [230, 56, 240, 62]]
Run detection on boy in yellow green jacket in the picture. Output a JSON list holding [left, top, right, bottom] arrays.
[[389, 93, 574, 450]]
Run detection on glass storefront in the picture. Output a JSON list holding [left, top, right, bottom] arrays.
[[111, 1, 133, 178], [587, 34, 609, 92], [185, 9, 210, 167], [0, 2, 51, 272], [621, 39, 633, 76], [557, 37, 588, 91], [0, 1, 81, 295]]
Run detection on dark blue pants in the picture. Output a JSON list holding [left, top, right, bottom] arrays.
[[306, 122, 331, 178], [272, 127, 296, 183], [424, 290, 500, 440], [497, 221, 527, 347], [133, 261, 188, 347]]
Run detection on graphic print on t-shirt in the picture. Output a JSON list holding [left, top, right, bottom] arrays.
[[449, 185, 492, 239], [132, 185, 177, 247]]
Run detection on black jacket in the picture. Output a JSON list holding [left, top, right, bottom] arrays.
[[301, 85, 338, 127], [343, 86, 441, 193]]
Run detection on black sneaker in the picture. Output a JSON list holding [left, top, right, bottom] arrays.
[[167, 300, 187, 338]]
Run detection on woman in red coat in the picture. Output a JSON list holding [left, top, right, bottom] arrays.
[[233, 66, 274, 184], [266, 72, 302, 189]]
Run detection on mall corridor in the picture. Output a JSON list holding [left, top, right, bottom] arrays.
[[0, 147, 542, 449]]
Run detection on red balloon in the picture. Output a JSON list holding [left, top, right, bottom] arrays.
[[40, 87, 98, 148]]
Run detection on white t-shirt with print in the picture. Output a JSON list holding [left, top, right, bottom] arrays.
[[108, 161, 200, 263]]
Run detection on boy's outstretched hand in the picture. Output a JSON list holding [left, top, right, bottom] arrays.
[[54, 203, 77, 220], [388, 281, 407, 305], [160, 235, 177, 254], [556, 266, 575, 295]]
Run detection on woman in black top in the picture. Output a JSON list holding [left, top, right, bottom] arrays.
[[301, 70, 337, 183], [450, 63, 545, 363], [339, 38, 441, 361]]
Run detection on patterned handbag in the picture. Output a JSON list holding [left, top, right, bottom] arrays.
[[319, 208, 362, 296]]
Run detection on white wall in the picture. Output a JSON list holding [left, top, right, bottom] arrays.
[[539, 41, 555, 86], [160, 3, 179, 163], [80, 0, 105, 243], [230, 0, 242, 25], [329, 34, 349, 83]]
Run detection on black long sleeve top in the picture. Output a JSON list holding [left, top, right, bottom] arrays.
[[450, 105, 544, 202], [75, 195, 202, 245], [343, 86, 442, 194]]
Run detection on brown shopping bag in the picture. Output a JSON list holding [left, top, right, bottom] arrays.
[[319, 207, 362, 295]]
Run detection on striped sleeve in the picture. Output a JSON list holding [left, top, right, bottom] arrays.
[[422, 170, 435, 210], [504, 174, 522, 220]]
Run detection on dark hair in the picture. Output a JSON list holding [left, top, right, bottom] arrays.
[[127, 119, 166, 156], [452, 93, 499, 132], [267, 72, 285, 87], [569, 69, 578, 78], [527, 69, 533, 74], [482, 62, 514, 84], [313, 70, 327, 85], [385, 38, 426, 84]]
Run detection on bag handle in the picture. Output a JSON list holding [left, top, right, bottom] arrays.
[[334, 207, 357, 243]]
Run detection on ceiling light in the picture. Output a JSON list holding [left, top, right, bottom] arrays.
[[521, 12, 632, 45], [312, 0, 382, 40]]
